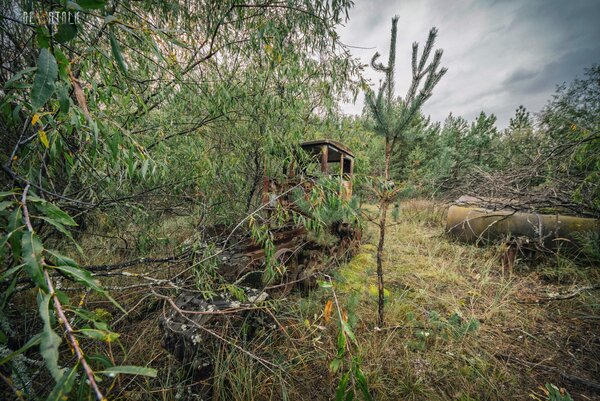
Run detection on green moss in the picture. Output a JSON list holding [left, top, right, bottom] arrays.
[[362, 243, 377, 253], [338, 244, 377, 289], [368, 284, 390, 298]]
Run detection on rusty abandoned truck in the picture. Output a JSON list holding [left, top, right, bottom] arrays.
[[160, 139, 361, 368]]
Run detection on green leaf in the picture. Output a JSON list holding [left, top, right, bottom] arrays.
[[89, 354, 113, 369], [0, 263, 23, 282], [0, 191, 16, 199], [47, 364, 78, 401], [31, 48, 58, 112], [39, 292, 65, 382], [70, 307, 109, 328], [54, 294, 70, 310], [37, 216, 83, 255], [153, 28, 188, 48], [46, 249, 78, 267], [36, 26, 51, 49], [54, 264, 103, 292], [341, 320, 356, 345], [99, 365, 157, 378], [4, 67, 36, 90], [336, 330, 346, 358], [22, 231, 47, 291], [109, 29, 128, 75], [0, 276, 17, 311], [353, 363, 372, 401], [8, 207, 23, 231], [318, 280, 332, 288], [0, 200, 13, 212], [35, 216, 83, 254], [34, 200, 77, 226], [0, 226, 25, 258], [329, 357, 342, 373], [55, 23, 77, 43], [50, 255, 124, 312], [57, 83, 70, 114], [335, 372, 350, 401], [76, 0, 106, 9], [78, 328, 119, 342], [54, 48, 70, 81]]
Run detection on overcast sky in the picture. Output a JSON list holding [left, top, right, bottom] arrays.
[[337, 0, 600, 128]]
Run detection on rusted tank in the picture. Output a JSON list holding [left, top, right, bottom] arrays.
[[160, 220, 358, 370], [446, 204, 599, 248]]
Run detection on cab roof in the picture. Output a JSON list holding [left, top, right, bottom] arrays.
[[300, 139, 354, 160]]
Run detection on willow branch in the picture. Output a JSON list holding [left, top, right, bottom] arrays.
[[21, 184, 105, 401]]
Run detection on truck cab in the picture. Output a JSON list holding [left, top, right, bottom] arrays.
[[298, 139, 355, 200], [262, 139, 355, 206]]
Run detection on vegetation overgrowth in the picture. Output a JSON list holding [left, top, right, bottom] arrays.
[[1, 0, 598, 400]]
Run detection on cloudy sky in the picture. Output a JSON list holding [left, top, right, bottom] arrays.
[[337, 0, 600, 128]]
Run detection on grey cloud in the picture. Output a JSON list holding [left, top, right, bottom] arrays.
[[502, 68, 539, 86], [338, 0, 600, 128], [501, 46, 599, 100]]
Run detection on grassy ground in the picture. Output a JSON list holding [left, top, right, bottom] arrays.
[[325, 200, 600, 400], [33, 200, 599, 400]]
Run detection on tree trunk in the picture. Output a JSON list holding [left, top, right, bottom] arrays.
[[376, 137, 391, 326]]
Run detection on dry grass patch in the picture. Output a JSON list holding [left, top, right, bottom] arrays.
[[51, 199, 598, 400], [328, 200, 600, 400]]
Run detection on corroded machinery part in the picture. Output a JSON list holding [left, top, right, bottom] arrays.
[[159, 288, 270, 369], [446, 205, 600, 248], [160, 217, 361, 370]]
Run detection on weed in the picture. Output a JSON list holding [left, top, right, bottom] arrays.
[[530, 383, 574, 401]]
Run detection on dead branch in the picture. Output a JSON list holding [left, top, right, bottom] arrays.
[[496, 353, 600, 394], [85, 253, 189, 272], [537, 285, 600, 301]]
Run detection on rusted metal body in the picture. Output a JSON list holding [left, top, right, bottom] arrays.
[[161, 140, 360, 368], [263, 139, 355, 204], [160, 221, 359, 368], [300, 139, 355, 200], [214, 139, 359, 288], [446, 200, 600, 248]]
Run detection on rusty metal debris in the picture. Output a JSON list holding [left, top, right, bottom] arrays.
[[159, 287, 271, 370], [446, 199, 599, 248], [160, 140, 361, 369]]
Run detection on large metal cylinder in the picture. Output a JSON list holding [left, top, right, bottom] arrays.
[[446, 205, 599, 248]]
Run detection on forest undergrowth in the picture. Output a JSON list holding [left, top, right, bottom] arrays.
[[47, 199, 599, 401], [1, 2, 598, 400]]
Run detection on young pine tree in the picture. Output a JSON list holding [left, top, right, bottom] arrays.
[[365, 16, 447, 326]]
